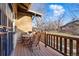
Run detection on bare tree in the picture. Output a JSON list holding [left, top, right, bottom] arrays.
[[32, 3, 47, 31]]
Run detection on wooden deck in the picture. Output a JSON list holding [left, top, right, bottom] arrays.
[[11, 42, 63, 56]]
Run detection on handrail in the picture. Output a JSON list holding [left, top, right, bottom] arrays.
[[47, 33, 79, 40]]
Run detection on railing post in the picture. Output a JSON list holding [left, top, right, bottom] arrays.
[[76, 39, 79, 56], [64, 38, 67, 55], [56, 36, 58, 49], [60, 37, 62, 52]]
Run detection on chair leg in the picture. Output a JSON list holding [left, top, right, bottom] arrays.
[[38, 44, 40, 50], [29, 47, 33, 52], [28, 43, 33, 53]]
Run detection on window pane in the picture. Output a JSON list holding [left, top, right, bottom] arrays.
[[0, 10, 1, 25]]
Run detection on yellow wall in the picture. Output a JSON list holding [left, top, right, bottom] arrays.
[[16, 12, 32, 32]]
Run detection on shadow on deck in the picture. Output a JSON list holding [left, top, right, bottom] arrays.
[[12, 42, 63, 56]]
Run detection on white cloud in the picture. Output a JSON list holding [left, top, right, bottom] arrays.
[[49, 4, 65, 16]]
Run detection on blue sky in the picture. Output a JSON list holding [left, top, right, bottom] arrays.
[[31, 3, 79, 25]]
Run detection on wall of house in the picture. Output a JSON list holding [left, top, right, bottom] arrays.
[[0, 3, 16, 56], [15, 12, 32, 41], [16, 12, 32, 32]]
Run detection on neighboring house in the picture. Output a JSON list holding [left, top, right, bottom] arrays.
[[0, 3, 42, 56], [60, 20, 79, 35]]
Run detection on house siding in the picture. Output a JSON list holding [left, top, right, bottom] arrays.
[[16, 12, 32, 32], [0, 3, 16, 56]]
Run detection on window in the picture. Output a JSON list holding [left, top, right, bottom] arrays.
[[0, 10, 1, 25], [1, 12, 7, 26], [0, 9, 1, 56], [0, 4, 14, 56], [8, 19, 13, 32], [8, 3, 13, 12]]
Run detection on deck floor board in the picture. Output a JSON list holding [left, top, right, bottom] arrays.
[[12, 42, 63, 56]]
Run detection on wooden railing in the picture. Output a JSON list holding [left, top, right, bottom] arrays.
[[40, 32, 79, 56]]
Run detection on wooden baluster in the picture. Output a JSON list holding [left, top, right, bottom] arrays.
[[69, 39, 73, 56], [53, 36, 55, 48], [45, 33, 47, 47], [0, 36, 1, 56], [50, 35, 51, 46], [51, 35, 52, 47], [64, 38, 67, 55], [46, 34, 48, 45], [60, 37, 62, 52], [47, 34, 49, 45], [48, 35, 50, 46], [47, 34, 48, 45], [56, 36, 58, 49], [76, 39, 79, 56], [49, 35, 51, 47]]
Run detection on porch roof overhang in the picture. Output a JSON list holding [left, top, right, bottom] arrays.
[[27, 10, 42, 17], [17, 3, 42, 17]]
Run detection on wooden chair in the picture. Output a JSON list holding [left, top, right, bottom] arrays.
[[31, 32, 41, 52]]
